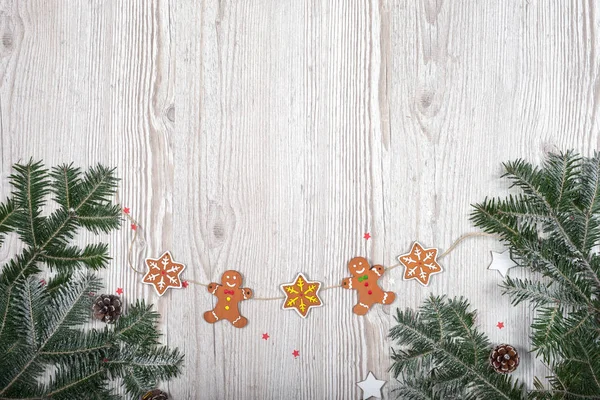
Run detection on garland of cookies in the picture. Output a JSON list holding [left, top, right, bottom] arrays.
[[120, 207, 495, 328]]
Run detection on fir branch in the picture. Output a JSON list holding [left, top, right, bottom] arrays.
[[0, 198, 18, 246], [114, 301, 161, 347], [0, 274, 101, 395], [50, 163, 82, 211], [0, 161, 181, 399], [43, 243, 110, 271], [0, 273, 183, 399], [44, 361, 108, 400], [469, 151, 600, 399], [9, 160, 50, 248], [390, 295, 524, 400], [0, 163, 121, 340], [504, 155, 600, 291], [530, 305, 562, 363], [75, 204, 122, 234], [500, 276, 582, 309], [580, 153, 600, 255]]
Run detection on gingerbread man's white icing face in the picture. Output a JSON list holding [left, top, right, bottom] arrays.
[[348, 257, 369, 276], [222, 270, 242, 288]]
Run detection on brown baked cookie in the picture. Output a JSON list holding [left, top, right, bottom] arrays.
[[341, 257, 396, 315], [203, 270, 253, 328]]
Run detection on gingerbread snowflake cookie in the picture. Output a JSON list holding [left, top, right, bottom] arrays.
[[398, 242, 442, 286], [142, 251, 186, 296], [204, 270, 253, 328], [341, 257, 396, 315], [280, 273, 323, 318]]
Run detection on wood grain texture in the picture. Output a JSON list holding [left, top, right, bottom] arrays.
[[1, 0, 599, 398]]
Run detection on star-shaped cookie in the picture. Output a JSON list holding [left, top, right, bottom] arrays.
[[143, 251, 186, 296], [398, 242, 442, 286], [280, 273, 323, 318]]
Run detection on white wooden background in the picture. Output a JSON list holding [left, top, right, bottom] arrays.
[[0, 1, 599, 399]]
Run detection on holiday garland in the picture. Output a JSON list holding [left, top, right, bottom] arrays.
[[5, 152, 597, 399], [390, 151, 600, 399], [0, 161, 182, 400]]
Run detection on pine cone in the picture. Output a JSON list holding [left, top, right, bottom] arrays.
[[490, 344, 519, 373], [142, 389, 169, 400], [92, 294, 122, 323]]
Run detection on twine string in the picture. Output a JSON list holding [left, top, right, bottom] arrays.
[[119, 205, 497, 302]]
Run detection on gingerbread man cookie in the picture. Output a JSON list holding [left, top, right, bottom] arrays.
[[341, 257, 396, 315], [204, 270, 253, 328]]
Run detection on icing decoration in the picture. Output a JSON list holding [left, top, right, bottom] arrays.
[[143, 251, 186, 296], [356, 371, 386, 399], [280, 273, 323, 318], [398, 242, 442, 286], [488, 249, 517, 277], [203, 270, 253, 328], [341, 257, 396, 315]]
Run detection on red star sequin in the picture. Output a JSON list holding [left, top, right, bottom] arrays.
[[39, 279, 46, 286], [497, 321, 504, 329], [182, 281, 189, 288], [131, 223, 137, 230], [262, 333, 269, 340], [123, 207, 130, 214], [292, 350, 300, 358], [363, 232, 371, 240], [116, 288, 123, 295]]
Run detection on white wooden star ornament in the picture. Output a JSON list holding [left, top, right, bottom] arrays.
[[488, 249, 517, 277], [357, 371, 386, 399]]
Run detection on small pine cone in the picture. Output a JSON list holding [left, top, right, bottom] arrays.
[[92, 294, 122, 323], [142, 389, 169, 400], [490, 344, 520, 373]]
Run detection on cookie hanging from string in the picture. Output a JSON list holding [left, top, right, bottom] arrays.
[[398, 242, 443, 286], [280, 273, 323, 318], [341, 257, 396, 315], [204, 270, 253, 328], [142, 251, 186, 296]]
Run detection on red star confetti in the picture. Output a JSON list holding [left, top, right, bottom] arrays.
[[123, 207, 130, 214], [363, 232, 371, 240], [497, 321, 504, 329], [280, 273, 323, 318], [182, 280, 189, 288], [39, 279, 46, 286], [143, 251, 186, 296], [131, 223, 137, 230], [399, 242, 443, 286], [262, 333, 270, 340], [292, 350, 300, 358], [115, 288, 123, 295]]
